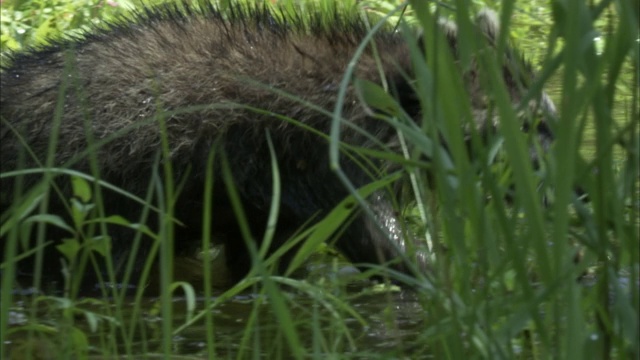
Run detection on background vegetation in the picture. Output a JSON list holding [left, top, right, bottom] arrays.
[[1, 0, 637, 359]]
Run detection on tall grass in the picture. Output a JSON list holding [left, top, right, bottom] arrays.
[[1, 0, 638, 359]]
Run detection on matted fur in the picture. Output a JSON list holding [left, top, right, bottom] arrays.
[[0, 3, 553, 287]]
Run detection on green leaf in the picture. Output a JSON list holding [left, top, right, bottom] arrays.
[[56, 238, 81, 262], [354, 78, 402, 116], [83, 312, 100, 333], [86, 215, 157, 238], [69, 326, 89, 357], [87, 235, 111, 257], [71, 176, 92, 203], [169, 281, 196, 321], [23, 214, 73, 233], [0, 193, 44, 237], [70, 198, 95, 227], [6, 323, 58, 336], [33, 18, 55, 45]]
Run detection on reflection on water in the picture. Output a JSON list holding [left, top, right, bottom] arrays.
[[6, 262, 637, 358], [114, 282, 429, 358]]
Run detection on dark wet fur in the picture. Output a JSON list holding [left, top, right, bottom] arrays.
[[0, 4, 554, 289]]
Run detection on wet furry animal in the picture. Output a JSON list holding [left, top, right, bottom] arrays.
[[0, 4, 554, 288]]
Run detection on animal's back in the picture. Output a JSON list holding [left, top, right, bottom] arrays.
[[1, 6, 409, 179], [0, 5, 425, 288]]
